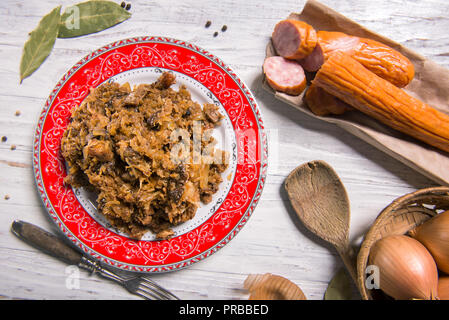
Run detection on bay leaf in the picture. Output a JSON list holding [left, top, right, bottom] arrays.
[[19, 6, 61, 83], [324, 268, 353, 300], [58, 0, 131, 38]]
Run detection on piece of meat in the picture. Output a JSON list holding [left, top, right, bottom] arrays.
[[122, 84, 151, 106], [156, 229, 175, 240], [298, 42, 324, 72], [263, 56, 306, 96], [200, 192, 213, 204], [316, 31, 414, 87], [167, 182, 184, 202], [203, 103, 223, 124], [155, 72, 176, 89], [167, 164, 188, 202], [123, 91, 141, 106], [175, 163, 188, 182], [304, 84, 351, 116], [146, 110, 161, 130], [83, 139, 114, 162], [271, 19, 317, 60]]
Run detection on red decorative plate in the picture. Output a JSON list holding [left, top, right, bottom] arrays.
[[33, 37, 267, 272]]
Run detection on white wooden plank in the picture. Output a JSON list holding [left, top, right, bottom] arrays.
[[0, 0, 448, 300]]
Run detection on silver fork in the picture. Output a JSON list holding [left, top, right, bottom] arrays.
[[78, 256, 179, 300], [11, 220, 180, 300]]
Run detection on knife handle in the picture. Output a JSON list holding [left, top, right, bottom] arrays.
[[11, 220, 82, 265]]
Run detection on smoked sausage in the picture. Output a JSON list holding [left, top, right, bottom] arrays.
[[263, 56, 307, 96], [272, 20, 317, 60]]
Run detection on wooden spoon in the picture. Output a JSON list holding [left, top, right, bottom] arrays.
[[284, 160, 357, 282]]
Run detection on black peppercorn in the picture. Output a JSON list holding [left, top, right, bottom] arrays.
[[213, 31, 218, 37], [182, 108, 191, 118], [121, 1, 126, 8], [205, 21, 211, 28], [1, 136, 6, 142], [125, 3, 131, 10], [221, 25, 227, 32]]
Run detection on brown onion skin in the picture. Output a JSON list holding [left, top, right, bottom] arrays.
[[368, 235, 439, 300], [409, 210, 449, 274], [438, 277, 449, 300], [244, 273, 307, 300]]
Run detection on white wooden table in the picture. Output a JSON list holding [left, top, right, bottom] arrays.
[[1, 0, 448, 300]]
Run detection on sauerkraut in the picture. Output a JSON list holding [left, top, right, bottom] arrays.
[[61, 72, 228, 239]]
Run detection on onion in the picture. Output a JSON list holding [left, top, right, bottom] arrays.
[[244, 273, 306, 300], [368, 235, 439, 300], [438, 277, 449, 300], [409, 210, 449, 274]]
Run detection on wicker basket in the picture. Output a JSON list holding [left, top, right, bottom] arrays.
[[356, 186, 449, 300]]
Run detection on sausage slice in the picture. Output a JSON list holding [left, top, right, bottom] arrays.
[[272, 20, 317, 60], [298, 31, 359, 73], [263, 56, 307, 96], [298, 43, 324, 72]]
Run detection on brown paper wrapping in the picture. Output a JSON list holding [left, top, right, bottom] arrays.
[[264, 0, 449, 186]]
